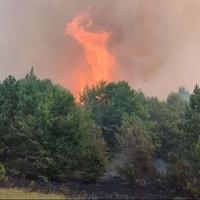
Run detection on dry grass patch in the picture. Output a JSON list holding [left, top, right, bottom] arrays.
[[0, 188, 67, 199]]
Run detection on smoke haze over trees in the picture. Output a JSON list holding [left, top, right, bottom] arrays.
[[1, 0, 200, 98]]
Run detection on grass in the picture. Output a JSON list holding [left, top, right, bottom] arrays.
[[0, 188, 68, 199]]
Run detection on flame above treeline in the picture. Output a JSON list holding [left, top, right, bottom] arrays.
[[1, 1, 200, 99], [65, 10, 116, 94]]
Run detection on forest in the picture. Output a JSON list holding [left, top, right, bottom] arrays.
[[0, 68, 199, 198]]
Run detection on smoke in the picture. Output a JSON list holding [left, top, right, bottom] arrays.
[[0, 0, 200, 98]]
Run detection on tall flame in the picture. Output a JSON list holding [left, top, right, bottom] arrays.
[[65, 10, 116, 94]]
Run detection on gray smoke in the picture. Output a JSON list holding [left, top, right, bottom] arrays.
[[0, 0, 200, 98]]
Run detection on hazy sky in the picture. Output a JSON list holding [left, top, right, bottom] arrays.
[[0, 0, 200, 98]]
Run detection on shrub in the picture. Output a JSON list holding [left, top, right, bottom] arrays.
[[0, 163, 7, 183], [167, 153, 200, 196], [117, 166, 135, 186], [166, 158, 189, 189]]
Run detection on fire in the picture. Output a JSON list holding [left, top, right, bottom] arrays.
[[65, 10, 116, 94]]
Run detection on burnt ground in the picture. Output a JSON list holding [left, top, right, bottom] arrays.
[[0, 176, 196, 199]]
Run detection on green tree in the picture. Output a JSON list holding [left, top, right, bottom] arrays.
[[0, 70, 108, 182], [116, 115, 155, 185], [146, 97, 183, 159], [0, 76, 19, 134], [167, 87, 189, 119], [167, 85, 200, 195], [80, 81, 141, 152], [79, 125, 108, 182], [0, 76, 21, 176]]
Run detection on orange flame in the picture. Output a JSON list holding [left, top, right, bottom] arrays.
[[65, 10, 116, 94]]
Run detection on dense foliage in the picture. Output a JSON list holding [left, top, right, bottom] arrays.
[[0, 69, 107, 182], [167, 85, 200, 195], [116, 115, 155, 185], [1, 69, 200, 196], [80, 81, 141, 152]]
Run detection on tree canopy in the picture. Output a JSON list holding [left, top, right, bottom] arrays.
[[2, 70, 200, 196]]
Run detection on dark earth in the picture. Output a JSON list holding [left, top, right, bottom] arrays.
[[0, 176, 196, 199]]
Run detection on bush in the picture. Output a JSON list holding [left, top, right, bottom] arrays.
[[166, 158, 189, 189], [0, 163, 7, 183], [167, 153, 200, 196], [117, 166, 135, 186]]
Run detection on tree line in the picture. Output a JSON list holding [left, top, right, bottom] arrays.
[[0, 68, 199, 196]]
